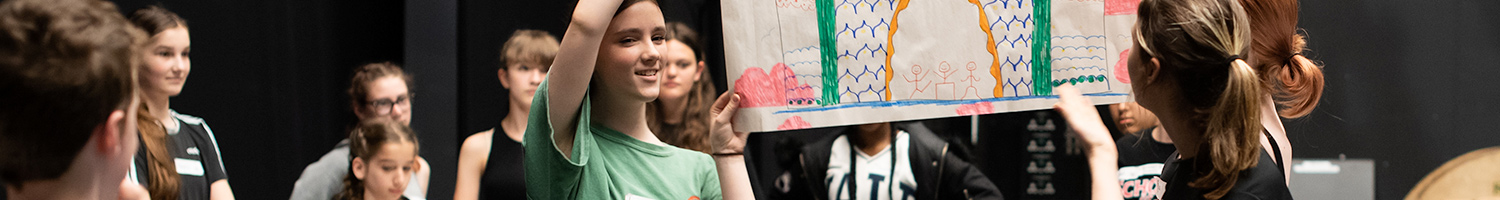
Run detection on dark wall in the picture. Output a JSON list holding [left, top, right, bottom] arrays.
[[1293, 0, 1500, 199], [108, 0, 408, 199]]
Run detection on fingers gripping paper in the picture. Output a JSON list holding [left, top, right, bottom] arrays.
[[722, 0, 1140, 132]]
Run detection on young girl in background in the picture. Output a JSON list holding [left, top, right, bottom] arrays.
[[455, 29, 559, 200], [646, 22, 717, 153], [336, 120, 422, 200], [127, 5, 236, 200]]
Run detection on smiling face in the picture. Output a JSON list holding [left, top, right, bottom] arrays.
[[659, 39, 701, 103], [352, 142, 417, 200], [139, 27, 190, 98], [592, 2, 667, 103]]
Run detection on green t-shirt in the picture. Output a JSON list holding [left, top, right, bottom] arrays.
[[525, 81, 723, 200]]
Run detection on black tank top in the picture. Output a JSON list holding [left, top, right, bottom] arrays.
[[478, 126, 526, 199]]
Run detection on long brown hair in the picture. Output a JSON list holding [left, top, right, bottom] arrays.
[[646, 22, 716, 153], [129, 5, 186, 200], [335, 120, 421, 200], [1239, 0, 1324, 118], [1135, 0, 1261, 199]]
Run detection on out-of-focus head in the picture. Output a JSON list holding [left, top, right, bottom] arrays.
[[0, 0, 145, 191]]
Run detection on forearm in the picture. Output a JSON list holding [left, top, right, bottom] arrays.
[[1085, 144, 1123, 200], [714, 155, 756, 200], [547, 0, 625, 156]]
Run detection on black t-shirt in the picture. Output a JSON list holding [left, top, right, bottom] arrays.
[[478, 127, 526, 199], [1116, 128, 1175, 200], [130, 112, 229, 200], [1161, 148, 1291, 200]]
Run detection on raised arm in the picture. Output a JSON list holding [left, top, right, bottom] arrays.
[[1053, 85, 1124, 200], [548, 0, 626, 158]]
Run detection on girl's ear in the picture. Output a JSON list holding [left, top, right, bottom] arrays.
[[693, 61, 706, 82], [413, 157, 423, 173], [1144, 57, 1163, 85], [497, 67, 512, 89], [352, 157, 366, 180]]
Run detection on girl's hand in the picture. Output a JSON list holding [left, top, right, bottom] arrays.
[[1053, 85, 1113, 150], [709, 90, 746, 155]]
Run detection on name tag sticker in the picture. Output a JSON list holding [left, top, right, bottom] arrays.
[[175, 158, 205, 176]]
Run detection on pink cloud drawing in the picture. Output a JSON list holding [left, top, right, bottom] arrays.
[[956, 102, 995, 115], [777, 116, 812, 130], [1114, 49, 1132, 84], [735, 63, 819, 108]]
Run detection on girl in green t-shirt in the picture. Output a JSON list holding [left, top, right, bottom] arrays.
[[523, 0, 755, 199]]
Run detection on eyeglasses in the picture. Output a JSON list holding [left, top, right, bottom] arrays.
[[364, 94, 412, 115]]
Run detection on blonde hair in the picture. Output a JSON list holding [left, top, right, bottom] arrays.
[[499, 29, 559, 70], [1135, 0, 1262, 198]]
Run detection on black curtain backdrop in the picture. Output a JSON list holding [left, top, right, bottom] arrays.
[[107, 0, 414, 199], [43, 0, 1493, 200], [1293, 0, 1500, 199]]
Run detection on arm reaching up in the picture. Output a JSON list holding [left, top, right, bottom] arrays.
[[546, 0, 626, 158], [1054, 85, 1124, 200]]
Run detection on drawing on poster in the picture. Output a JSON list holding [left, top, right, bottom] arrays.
[[722, 0, 1140, 132]]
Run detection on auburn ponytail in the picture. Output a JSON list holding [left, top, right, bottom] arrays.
[[1272, 35, 1324, 118], [137, 104, 181, 200], [1239, 0, 1326, 119], [1191, 59, 1265, 199]]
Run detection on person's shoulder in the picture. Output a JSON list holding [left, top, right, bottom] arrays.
[[462, 129, 495, 152], [172, 110, 208, 126]]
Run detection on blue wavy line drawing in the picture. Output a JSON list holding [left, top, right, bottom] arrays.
[[998, 0, 1027, 9], [836, 0, 896, 14], [839, 43, 887, 60], [787, 60, 821, 67], [997, 34, 1033, 48], [836, 19, 889, 39], [1050, 45, 1106, 51], [1003, 55, 1031, 71], [840, 65, 885, 81], [1051, 55, 1104, 62], [840, 85, 888, 102], [1051, 35, 1105, 40], [1051, 65, 1105, 72], [1002, 78, 1033, 97], [990, 14, 1033, 32], [785, 46, 820, 54]]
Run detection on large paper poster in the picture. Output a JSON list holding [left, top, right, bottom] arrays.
[[722, 0, 1139, 132]]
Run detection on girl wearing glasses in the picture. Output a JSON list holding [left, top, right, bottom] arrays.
[[292, 62, 431, 200]]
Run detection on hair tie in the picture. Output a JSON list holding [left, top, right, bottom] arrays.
[[1289, 52, 1303, 60], [1225, 54, 1242, 64]]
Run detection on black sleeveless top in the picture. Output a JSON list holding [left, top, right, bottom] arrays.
[[1161, 136, 1292, 200], [478, 125, 526, 199]]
